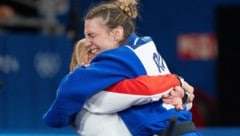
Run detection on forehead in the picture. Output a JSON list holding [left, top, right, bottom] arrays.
[[84, 17, 107, 36]]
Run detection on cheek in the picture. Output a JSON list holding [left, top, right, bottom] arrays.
[[93, 36, 116, 50], [97, 40, 113, 50]]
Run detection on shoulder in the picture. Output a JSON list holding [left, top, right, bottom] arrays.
[[127, 35, 155, 50]]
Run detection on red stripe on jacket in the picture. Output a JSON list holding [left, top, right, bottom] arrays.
[[107, 74, 180, 95]]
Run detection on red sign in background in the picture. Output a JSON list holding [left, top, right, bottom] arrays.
[[177, 33, 217, 60]]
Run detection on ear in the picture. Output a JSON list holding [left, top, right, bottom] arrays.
[[112, 26, 124, 41]]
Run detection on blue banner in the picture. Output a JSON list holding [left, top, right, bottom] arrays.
[[0, 34, 73, 129]]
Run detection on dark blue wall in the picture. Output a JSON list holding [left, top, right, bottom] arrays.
[[0, 34, 73, 130]]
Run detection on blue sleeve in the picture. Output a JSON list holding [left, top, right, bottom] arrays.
[[42, 46, 146, 128]]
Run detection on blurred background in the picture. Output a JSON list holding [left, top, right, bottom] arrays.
[[0, 0, 240, 135]]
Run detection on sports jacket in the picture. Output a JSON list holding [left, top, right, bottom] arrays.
[[43, 33, 193, 136]]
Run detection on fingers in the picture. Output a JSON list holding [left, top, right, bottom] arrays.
[[182, 81, 194, 94], [181, 81, 195, 103], [175, 104, 183, 111], [162, 97, 172, 104], [162, 89, 184, 110], [173, 86, 184, 97], [163, 80, 195, 110], [187, 92, 195, 103], [162, 96, 183, 110], [163, 92, 170, 98]]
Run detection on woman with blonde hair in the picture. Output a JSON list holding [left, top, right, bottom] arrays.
[[43, 0, 201, 135], [68, 38, 192, 135]]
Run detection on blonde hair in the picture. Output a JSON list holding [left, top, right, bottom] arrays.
[[69, 39, 88, 72], [84, 0, 138, 44]]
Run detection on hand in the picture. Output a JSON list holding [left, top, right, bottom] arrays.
[[162, 86, 184, 110], [182, 81, 195, 103]]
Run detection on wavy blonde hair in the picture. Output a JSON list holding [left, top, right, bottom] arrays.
[[70, 39, 88, 72]]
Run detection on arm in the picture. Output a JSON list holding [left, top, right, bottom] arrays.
[[107, 74, 180, 95], [84, 74, 182, 113], [42, 47, 146, 128]]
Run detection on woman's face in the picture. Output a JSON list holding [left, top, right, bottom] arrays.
[[84, 17, 120, 54]]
